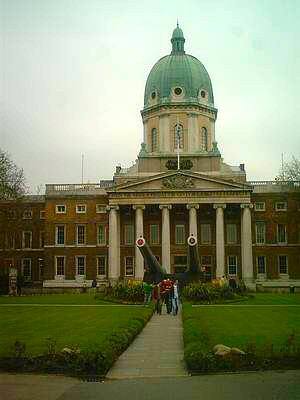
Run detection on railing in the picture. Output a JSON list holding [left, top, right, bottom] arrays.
[[248, 181, 300, 193], [46, 181, 114, 194]]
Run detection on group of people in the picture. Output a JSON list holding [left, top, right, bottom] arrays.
[[143, 278, 180, 316]]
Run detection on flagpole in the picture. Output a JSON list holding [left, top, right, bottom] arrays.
[[176, 117, 180, 170]]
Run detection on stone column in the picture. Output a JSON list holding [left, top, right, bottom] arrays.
[[213, 203, 226, 278], [159, 114, 170, 152], [241, 204, 254, 287], [159, 204, 172, 273], [133, 205, 145, 280], [186, 204, 199, 237], [107, 205, 120, 282]]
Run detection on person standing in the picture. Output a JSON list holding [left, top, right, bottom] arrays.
[[171, 280, 180, 316], [152, 283, 161, 315], [143, 282, 153, 305], [91, 279, 97, 296]]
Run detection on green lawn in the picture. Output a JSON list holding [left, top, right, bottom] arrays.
[[0, 294, 152, 357], [183, 293, 300, 353]]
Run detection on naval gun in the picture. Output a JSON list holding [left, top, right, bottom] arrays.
[[136, 234, 203, 285]]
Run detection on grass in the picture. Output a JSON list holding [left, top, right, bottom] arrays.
[[0, 294, 152, 357], [183, 293, 300, 353]]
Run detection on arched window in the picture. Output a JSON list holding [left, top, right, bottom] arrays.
[[201, 127, 208, 151], [151, 128, 158, 152], [174, 124, 184, 149]]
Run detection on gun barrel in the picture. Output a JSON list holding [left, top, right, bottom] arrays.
[[187, 235, 201, 273], [136, 237, 167, 279]]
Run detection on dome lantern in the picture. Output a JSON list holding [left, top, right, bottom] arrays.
[[171, 23, 185, 54]]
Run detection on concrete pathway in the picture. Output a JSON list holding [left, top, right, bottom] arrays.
[[106, 306, 188, 379]]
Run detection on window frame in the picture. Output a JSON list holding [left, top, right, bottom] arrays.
[[39, 231, 45, 248], [275, 202, 287, 211], [278, 255, 288, 276], [55, 256, 65, 277], [124, 224, 134, 245], [56, 204, 66, 214], [96, 204, 107, 213], [76, 204, 87, 214], [97, 224, 106, 246], [200, 223, 211, 244], [40, 210, 46, 219], [22, 258, 32, 281], [149, 224, 160, 245], [226, 224, 237, 244], [227, 255, 237, 276], [76, 225, 86, 246], [277, 224, 287, 244], [55, 225, 65, 246], [255, 221, 266, 244], [76, 255, 86, 276], [23, 209, 33, 219], [254, 202, 265, 211], [97, 255, 107, 277], [22, 231, 32, 249], [201, 127, 208, 151], [256, 255, 266, 275], [124, 256, 134, 277], [151, 128, 158, 152], [175, 224, 185, 245]]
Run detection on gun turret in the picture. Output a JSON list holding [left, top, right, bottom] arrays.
[[136, 237, 167, 283]]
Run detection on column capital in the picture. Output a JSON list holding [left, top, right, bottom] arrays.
[[106, 205, 119, 211], [213, 203, 226, 210], [132, 205, 145, 210], [186, 203, 199, 210], [159, 204, 172, 210], [240, 203, 253, 209]]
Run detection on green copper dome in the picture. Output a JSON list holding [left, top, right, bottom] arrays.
[[144, 25, 214, 108]]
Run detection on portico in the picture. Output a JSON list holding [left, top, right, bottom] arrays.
[[106, 171, 254, 285]]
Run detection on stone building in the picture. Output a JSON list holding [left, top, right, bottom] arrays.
[[0, 25, 299, 292]]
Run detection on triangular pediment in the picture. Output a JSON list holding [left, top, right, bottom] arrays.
[[109, 171, 252, 192]]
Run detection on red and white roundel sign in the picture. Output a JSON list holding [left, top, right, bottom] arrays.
[[136, 237, 145, 247]]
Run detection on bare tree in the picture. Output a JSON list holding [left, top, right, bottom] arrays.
[[0, 149, 27, 199], [275, 156, 300, 181]]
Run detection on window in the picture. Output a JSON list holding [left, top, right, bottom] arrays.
[[40, 210, 46, 219], [174, 255, 187, 273], [150, 224, 159, 245], [125, 256, 134, 276], [124, 225, 134, 245], [200, 224, 211, 244], [255, 222, 266, 244], [55, 226, 65, 245], [23, 209, 32, 219], [22, 259, 32, 281], [96, 204, 107, 213], [97, 225, 106, 245], [174, 87, 182, 95], [39, 231, 45, 248], [76, 256, 85, 276], [257, 256, 266, 275], [151, 128, 158, 152], [277, 224, 287, 244], [255, 202, 265, 211], [278, 255, 288, 275], [38, 258, 44, 280], [174, 124, 184, 149], [228, 255, 237, 275], [56, 204, 66, 214], [55, 256, 65, 276], [275, 202, 287, 211], [175, 225, 185, 245], [76, 204, 86, 214], [22, 231, 32, 249], [201, 127, 208, 151], [97, 256, 107, 276], [5, 232, 15, 249], [200, 90, 206, 98], [226, 224, 237, 244], [76, 225, 86, 245]]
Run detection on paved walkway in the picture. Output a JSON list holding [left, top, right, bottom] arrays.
[[106, 305, 188, 379]]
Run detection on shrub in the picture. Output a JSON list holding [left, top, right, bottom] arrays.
[[182, 281, 248, 303], [100, 281, 145, 303]]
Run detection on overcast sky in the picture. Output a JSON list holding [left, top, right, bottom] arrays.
[[1, 0, 299, 193]]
